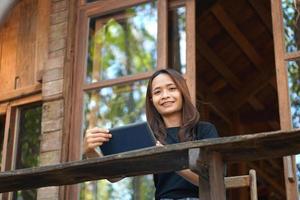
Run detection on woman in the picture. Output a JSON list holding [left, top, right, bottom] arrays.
[[83, 68, 218, 200]]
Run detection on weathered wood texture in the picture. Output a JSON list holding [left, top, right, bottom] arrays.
[[0, 129, 299, 193], [0, 0, 45, 98]]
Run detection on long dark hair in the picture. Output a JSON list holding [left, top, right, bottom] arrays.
[[145, 69, 200, 143]]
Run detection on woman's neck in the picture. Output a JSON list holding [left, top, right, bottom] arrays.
[[162, 113, 182, 128]]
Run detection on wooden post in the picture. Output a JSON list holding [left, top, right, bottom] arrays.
[[271, 0, 299, 199], [189, 149, 226, 200], [249, 169, 258, 200]]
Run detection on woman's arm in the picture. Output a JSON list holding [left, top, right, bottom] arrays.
[[83, 127, 123, 183], [176, 169, 199, 186]]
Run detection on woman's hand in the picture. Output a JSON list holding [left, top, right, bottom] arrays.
[[156, 140, 163, 147], [83, 127, 112, 158]]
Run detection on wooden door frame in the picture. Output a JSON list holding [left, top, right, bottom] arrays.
[[271, 0, 300, 199]]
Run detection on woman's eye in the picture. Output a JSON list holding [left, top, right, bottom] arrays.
[[153, 90, 160, 95], [169, 87, 177, 91]]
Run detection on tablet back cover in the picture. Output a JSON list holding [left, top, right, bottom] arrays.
[[100, 122, 156, 155]]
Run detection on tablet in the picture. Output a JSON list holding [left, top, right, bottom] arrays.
[[100, 122, 157, 155]]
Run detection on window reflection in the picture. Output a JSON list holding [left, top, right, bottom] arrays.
[[286, 60, 300, 195], [13, 105, 42, 200], [282, 0, 300, 52], [83, 80, 148, 129], [168, 6, 186, 74], [86, 1, 157, 83], [81, 80, 155, 199]]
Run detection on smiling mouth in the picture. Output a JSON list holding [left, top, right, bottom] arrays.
[[161, 101, 174, 106]]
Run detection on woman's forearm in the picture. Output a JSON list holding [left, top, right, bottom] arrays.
[[176, 169, 199, 186]]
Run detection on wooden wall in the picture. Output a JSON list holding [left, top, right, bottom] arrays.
[[0, 0, 49, 98]]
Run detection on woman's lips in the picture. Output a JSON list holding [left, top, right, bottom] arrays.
[[161, 101, 174, 107]]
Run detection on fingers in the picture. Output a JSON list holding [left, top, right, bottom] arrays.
[[83, 127, 112, 153], [88, 127, 109, 133], [156, 141, 163, 147]]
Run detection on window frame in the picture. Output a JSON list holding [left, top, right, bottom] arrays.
[[68, 0, 196, 198], [271, 0, 300, 198], [0, 94, 42, 200]]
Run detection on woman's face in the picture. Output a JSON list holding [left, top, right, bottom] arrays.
[[151, 73, 183, 117]]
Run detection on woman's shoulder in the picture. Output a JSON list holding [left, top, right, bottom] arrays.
[[195, 121, 219, 139]]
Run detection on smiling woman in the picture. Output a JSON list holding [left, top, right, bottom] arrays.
[[83, 68, 219, 200]]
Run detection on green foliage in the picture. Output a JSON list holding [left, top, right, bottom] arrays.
[[86, 2, 157, 82], [282, 0, 300, 128], [81, 1, 157, 199], [15, 105, 42, 200]]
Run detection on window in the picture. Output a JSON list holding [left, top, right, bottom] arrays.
[[72, 0, 196, 199], [0, 102, 42, 200], [168, 5, 186, 74], [0, 115, 5, 168], [13, 104, 42, 200], [75, 1, 158, 199]]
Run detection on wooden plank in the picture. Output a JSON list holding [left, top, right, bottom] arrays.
[[225, 175, 250, 188], [0, 84, 42, 103], [82, 71, 153, 91], [0, 4, 20, 94], [10, 93, 41, 107], [0, 129, 300, 192], [83, 0, 149, 17], [15, 0, 37, 89], [35, 0, 50, 82], [285, 51, 300, 61], [271, 0, 298, 198]]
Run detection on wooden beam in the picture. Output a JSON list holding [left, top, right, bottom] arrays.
[[247, 0, 273, 34], [0, 84, 42, 103], [198, 38, 268, 112], [211, 3, 264, 72], [271, 0, 299, 198], [198, 38, 242, 90], [0, 129, 300, 192], [285, 51, 300, 61], [197, 80, 231, 124], [186, 0, 196, 104], [157, 0, 168, 69], [225, 175, 250, 188]]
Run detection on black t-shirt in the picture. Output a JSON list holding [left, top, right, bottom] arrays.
[[153, 122, 219, 200]]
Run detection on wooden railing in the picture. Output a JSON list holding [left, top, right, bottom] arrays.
[[1, 129, 300, 200]]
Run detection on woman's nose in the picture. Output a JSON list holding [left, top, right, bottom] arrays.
[[161, 90, 170, 99]]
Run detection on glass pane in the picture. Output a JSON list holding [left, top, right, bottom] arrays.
[[86, 1, 157, 83], [13, 105, 42, 200], [282, 0, 300, 52], [286, 60, 300, 195], [168, 6, 186, 74], [0, 115, 5, 167], [81, 80, 155, 199]]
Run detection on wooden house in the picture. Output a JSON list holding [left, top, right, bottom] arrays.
[[0, 0, 299, 199]]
